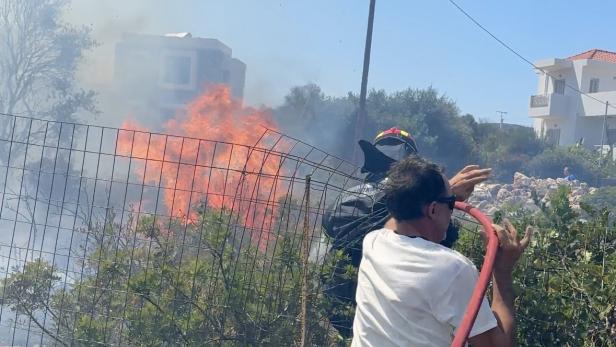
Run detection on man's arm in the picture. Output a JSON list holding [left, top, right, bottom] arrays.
[[467, 272, 514, 347], [468, 220, 533, 347], [492, 269, 516, 339]]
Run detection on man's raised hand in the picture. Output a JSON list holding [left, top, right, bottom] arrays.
[[493, 219, 533, 273], [449, 165, 492, 201]]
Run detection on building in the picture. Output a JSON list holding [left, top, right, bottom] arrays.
[[529, 49, 616, 149], [113, 33, 246, 124]]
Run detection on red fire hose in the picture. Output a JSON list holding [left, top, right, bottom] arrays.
[[450, 201, 499, 347]]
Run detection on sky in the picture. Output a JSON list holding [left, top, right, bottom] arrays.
[[67, 0, 616, 126]]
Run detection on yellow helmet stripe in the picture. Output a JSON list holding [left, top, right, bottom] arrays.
[[375, 128, 411, 142]]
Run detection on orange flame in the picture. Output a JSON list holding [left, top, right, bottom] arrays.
[[117, 85, 286, 248]]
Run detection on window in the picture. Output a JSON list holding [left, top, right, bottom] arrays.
[[553, 79, 566, 94], [163, 55, 192, 85], [589, 78, 600, 93]]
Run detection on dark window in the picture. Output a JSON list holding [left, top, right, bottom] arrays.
[[163, 56, 192, 85], [554, 79, 566, 94], [589, 78, 600, 93]]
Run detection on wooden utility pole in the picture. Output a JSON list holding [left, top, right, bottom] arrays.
[[353, 0, 376, 164]]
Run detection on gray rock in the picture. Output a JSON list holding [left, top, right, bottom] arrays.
[[513, 172, 531, 187], [556, 178, 570, 185]]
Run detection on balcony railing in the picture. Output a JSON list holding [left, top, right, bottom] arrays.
[[529, 93, 570, 118], [530, 94, 549, 108]]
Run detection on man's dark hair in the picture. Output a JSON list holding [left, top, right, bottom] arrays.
[[384, 155, 447, 221]]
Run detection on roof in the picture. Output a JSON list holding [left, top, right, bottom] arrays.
[[121, 33, 232, 56], [567, 49, 616, 63]]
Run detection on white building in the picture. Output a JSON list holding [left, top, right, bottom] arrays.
[[112, 33, 246, 125], [529, 49, 616, 149]]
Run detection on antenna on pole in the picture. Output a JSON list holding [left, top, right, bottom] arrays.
[[496, 111, 507, 130]]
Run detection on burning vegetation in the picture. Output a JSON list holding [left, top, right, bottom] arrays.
[[118, 85, 286, 248]]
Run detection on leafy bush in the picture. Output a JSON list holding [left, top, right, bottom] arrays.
[[525, 147, 599, 181], [483, 186, 616, 345], [470, 123, 544, 181], [582, 186, 616, 214]]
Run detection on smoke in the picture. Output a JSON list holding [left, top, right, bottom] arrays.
[[66, 0, 156, 85], [63, 0, 183, 126], [63, 0, 354, 160]]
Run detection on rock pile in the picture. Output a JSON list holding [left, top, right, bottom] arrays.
[[467, 172, 596, 215]]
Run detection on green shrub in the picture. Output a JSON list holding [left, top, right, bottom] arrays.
[[582, 186, 616, 214], [525, 147, 600, 181], [453, 185, 616, 345]]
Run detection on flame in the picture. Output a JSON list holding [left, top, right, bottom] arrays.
[[117, 85, 286, 248]]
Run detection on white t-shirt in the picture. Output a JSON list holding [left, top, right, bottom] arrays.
[[352, 228, 497, 347]]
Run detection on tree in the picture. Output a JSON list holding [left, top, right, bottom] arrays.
[[0, 1, 97, 268], [274, 84, 355, 157], [363, 87, 478, 172], [275, 85, 479, 172], [472, 123, 545, 181], [0, 0, 97, 126]]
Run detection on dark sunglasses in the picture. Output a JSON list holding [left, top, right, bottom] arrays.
[[435, 195, 456, 210]]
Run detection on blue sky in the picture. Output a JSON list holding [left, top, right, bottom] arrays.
[[71, 0, 616, 125]]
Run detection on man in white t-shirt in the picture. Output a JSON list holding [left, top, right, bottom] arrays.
[[352, 156, 532, 347]]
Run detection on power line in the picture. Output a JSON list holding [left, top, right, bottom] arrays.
[[447, 0, 616, 112]]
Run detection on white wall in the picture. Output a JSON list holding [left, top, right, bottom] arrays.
[[575, 116, 616, 146], [579, 60, 616, 93], [531, 58, 616, 147], [535, 118, 574, 146], [541, 68, 578, 97]]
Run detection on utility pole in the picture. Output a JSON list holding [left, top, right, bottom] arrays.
[[353, 0, 376, 164], [496, 111, 507, 130], [600, 101, 608, 157], [597, 101, 609, 187]]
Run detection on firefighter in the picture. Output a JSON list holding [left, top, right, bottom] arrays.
[[321, 127, 491, 338]]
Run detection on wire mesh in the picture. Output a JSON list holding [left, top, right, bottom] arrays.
[[0, 113, 614, 346], [0, 113, 368, 346]]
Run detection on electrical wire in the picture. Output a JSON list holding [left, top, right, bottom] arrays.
[[447, 0, 616, 112]]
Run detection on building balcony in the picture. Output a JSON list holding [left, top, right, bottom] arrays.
[[529, 93, 570, 118]]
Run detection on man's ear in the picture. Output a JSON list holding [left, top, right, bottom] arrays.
[[426, 201, 438, 219]]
